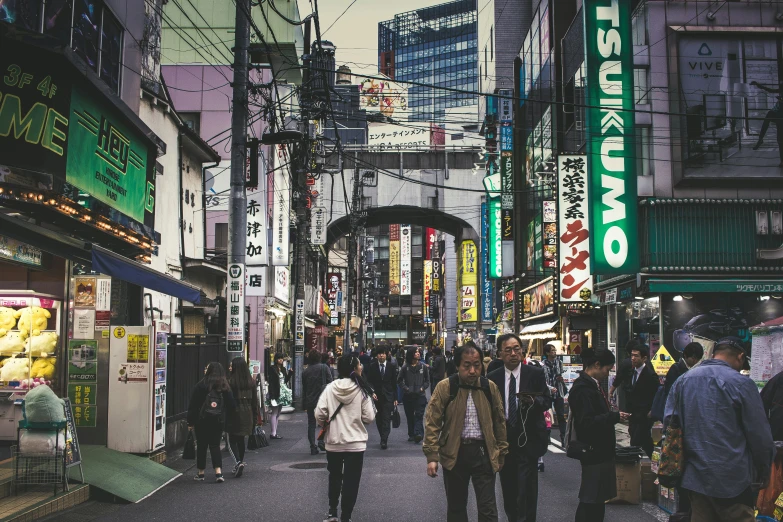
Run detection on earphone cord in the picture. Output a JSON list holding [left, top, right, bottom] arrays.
[[516, 403, 533, 448]]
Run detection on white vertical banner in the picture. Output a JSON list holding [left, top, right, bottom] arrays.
[[246, 186, 267, 266], [227, 263, 245, 351], [310, 206, 327, 245], [294, 299, 305, 350], [400, 224, 412, 295], [272, 149, 290, 266], [245, 266, 267, 296], [557, 155, 593, 302]]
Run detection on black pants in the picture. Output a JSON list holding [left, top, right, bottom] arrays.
[[629, 417, 654, 459], [327, 451, 364, 522], [228, 433, 245, 462], [553, 396, 566, 442], [195, 423, 223, 470], [375, 400, 393, 442], [402, 394, 426, 438], [575, 502, 605, 522], [307, 408, 318, 449], [499, 451, 538, 522], [442, 443, 498, 522]]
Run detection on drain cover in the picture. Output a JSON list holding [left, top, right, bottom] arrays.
[[289, 462, 327, 470]]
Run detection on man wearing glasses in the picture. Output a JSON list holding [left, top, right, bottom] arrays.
[[488, 334, 551, 522]]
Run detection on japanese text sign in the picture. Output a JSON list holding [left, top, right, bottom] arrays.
[[558, 155, 593, 302], [400, 225, 411, 296]]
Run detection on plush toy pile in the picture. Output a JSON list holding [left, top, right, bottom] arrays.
[[0, 305, 58, 389]]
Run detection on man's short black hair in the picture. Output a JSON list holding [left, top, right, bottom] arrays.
[[374, 346, 388, 356], [454, 341, 481, 366], [625, 339, 640, 355], [496, 333, 524, 353], [307, 350, 322, 365], [682, 342, 704, 360], [631, 345, 650, 359]]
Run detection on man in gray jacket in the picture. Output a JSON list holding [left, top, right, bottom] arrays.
[[302, 349, 333, 455], [398, 347, 430, 443]]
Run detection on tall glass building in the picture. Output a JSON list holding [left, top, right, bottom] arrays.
[[378, 0, 478, 122]]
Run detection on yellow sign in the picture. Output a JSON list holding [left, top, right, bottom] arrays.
[[389, 234, 400, 295], [127, 334, 149, 363], [652, 346, 675, 376], [423, 260, 432, 317], [113, 327, 126, 339], [458, 240, 478, 322]]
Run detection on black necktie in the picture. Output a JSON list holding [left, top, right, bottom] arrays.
[[381, 364, 385, 378], [632, 370, 638, 387], [508, 373, 518, 427]]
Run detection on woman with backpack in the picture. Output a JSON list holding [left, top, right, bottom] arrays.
[[187, 362, 236, 483], [316, 354, 376, 522], [266, 353, 292, 439], [226, 357, 260, 477]]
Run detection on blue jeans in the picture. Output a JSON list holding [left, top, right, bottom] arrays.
[[402, 394, 426, 438]]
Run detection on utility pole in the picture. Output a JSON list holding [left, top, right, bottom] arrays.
[[226, 0, 250, 353], [343, 158, 361, 353]]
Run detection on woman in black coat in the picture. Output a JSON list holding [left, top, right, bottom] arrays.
[[568, 348, 629, 522], [226, 357, 260, 477], [187, 362, 236, 482]]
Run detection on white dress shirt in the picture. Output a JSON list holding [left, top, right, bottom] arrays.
[[632, 363, 646, 385], [504, 364, 521, 420]]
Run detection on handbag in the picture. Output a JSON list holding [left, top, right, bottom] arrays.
[[248, 425, 269, 450], [182, 431, 196, 460], [317, 403, 344, 442], [564, 405, 593, 461], [658, 387, 685, 487], [391, 404, 401, 429]]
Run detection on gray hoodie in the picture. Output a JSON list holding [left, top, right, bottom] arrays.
[[315, 378, 376, 452]]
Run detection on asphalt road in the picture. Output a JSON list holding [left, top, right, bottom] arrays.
[[55, 410, 664, 522]]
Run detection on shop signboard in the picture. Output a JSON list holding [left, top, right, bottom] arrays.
[[423, 260, 432, 318], [488, 198, 502, 279], [246, 266, 267, 296], [499, 89, 513, 123], [246, 188, 268, 265], [272, 149, 291, 266], [326, 272, 342, 326], [400, 225, 411, 295], [294, 299, 305, 350], [521, 277, 555, 322], [227, 264, 245, 351], [459, 240, 478, 323], [584, 0, 639, 274], [389, 225, 401, 295], [425, 228, 436, 260], [557, 155, 593, 302], [480, 202, 493, 323], [274, 266, 290, 305], [0, 236, 42, 267], [432, 259, 441, 293]]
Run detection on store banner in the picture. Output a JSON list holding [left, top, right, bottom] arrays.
[[400, 225, 412, 295], [459, 240, 478, 323], [423, 260, 432, 318], [389, 225, 401, 295], [543, 200, 557, 269], [480, 202, 493, 323], [272, 146, 291, 266], [326, 272, 342, 326], [557, 155, 593, 302], [246, 187, 268, 266], [488, 198, 503, 279], [584, 0, 639, 274], [227, 264, 245, 351]]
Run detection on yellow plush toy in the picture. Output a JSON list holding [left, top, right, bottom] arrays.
[[0, 307, 16, 336], [30, 358, 56, 380], [28, 332, 58, 357], [15, 307, 51, 337], [0, 331, 28, 356], [0, 358, 29, 383]]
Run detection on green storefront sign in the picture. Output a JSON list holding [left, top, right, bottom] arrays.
[[584, 0, 639, 274], [488, 196, 502, 278], [648, 279, 783, 294], [0, 36, 155, 226]]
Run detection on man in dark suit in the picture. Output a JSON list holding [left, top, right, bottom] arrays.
[[623, 344, 660, 459], [488, 333, 551, 522], [367, 346, 398, 449]]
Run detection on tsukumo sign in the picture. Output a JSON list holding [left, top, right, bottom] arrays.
[[584, 0, 639, 274]]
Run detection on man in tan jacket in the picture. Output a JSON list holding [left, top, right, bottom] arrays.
[[423, 341, 508, 522]]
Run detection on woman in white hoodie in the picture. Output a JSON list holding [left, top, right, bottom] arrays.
[[316, 354, 376, 522]]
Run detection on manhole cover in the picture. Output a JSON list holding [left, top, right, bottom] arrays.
[[289, 462, 327, 470]]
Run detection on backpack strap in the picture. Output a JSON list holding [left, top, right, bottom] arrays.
[[447, 374, 493, 407]]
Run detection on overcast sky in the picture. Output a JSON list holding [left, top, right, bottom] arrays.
[[297, 0, 446, 76]]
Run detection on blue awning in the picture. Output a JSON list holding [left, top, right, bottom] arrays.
[[91, 246, 201, 303]]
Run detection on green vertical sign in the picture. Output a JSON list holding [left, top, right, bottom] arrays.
[[584, 0, 639, 274], [488, 197, 503, 278]]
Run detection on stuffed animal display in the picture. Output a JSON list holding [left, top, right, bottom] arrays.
[[28, 332, 58, 357], [1, 358, 29, 383], [0, 307, 16, 336], [30, 358, 56, 380], [0, 331, 28, 356], [15, 307, 51, 337]]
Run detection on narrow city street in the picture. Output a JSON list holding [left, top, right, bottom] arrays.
[[47, 411, 664, 522]]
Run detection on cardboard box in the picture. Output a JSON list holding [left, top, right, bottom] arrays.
[[608, 461, 642, 504], [641, 462, 657, 502]]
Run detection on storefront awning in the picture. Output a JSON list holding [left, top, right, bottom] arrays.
[[520, 320, 559, 335], [91, 246, 201, 303], [647, 278, 783, 294]]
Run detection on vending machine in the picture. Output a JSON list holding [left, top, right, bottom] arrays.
[[107, 323, 168, 453]]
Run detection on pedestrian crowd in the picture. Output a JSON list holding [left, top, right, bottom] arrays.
[[184, 334, 778, 522]]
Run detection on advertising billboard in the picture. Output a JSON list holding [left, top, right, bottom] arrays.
[[459, 240, 478, 323], [400, 225, 411, 295], [389, 225, 400, 295], [557, 155, 593, 302], [488, 198, 503, 278], [584, 0, 639, 274], [480, 202, 493, 323], [521, 277, 555, 322]]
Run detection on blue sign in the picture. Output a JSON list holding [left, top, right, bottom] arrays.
[[500, 125, 513, 151], [481, 202, 493, 323]]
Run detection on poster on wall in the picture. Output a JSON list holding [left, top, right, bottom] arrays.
[[521, 277, 555, 322], [557, 155, 593, 302], [73, 309, 95, 339], [400, 225, 411, 295], [389, 225, 401, 295], [74, 277, 96, 307]]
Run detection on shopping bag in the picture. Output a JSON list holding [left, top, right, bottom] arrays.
[[658, 416, 684, 487], [248, 425, 269, 450], [391, 404, 401, 429], [182, 431, 196, 460]]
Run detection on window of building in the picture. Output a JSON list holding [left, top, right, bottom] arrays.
[[214, 223, 228, 251], [634, 68, 650, 104], [180, 113, 201, 135], [636, 127, 653, 177]]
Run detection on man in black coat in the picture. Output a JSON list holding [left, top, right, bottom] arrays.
[[488, 333, 551, 522], [623, 345, 660, 459], [664, 341, 704, 396], [301, 350, 333, 455], [367, 346, 398, 449], [428, 347, 446, 394]]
